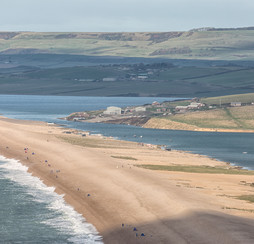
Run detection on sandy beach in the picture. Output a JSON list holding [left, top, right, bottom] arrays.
[[1, 116, 254, 243]]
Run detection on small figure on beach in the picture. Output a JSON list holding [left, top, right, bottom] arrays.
[[87, 193, 91, 197]]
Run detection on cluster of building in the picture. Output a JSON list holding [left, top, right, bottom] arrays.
[[175, 102, 205, 113], [103, 106, 147, 115], [103, 101, 206, 117], [68, 98, 254, 122]]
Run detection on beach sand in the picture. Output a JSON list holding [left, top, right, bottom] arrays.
[[1, 116, 254, 243]]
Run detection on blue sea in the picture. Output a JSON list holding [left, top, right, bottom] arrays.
[[0, 94, 253, 243], [0, 156, 102, 244]]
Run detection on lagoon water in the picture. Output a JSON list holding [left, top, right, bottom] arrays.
[[0, 94, 253, 243]]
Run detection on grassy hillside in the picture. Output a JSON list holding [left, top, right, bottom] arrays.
[[145, 93, 254, 131], [167, 106, 254, 130], [1, 29, 254, 60], [201, 93, 254, 105]]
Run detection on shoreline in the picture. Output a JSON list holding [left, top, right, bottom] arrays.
[[0, 154, 103, 242], [1, 117, 254, 243]]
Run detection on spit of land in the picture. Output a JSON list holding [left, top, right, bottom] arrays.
[[1, 117, 254, 243]]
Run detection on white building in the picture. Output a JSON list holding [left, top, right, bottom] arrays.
[[134, 107, 146, 112], [188, 102, 205, 109], [103, 106, 122, 115]]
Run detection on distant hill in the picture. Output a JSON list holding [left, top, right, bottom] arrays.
[[1, 28, 254, 60], [0, 29, 254, 97]]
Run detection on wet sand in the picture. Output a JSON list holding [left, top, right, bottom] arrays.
[[1, 116, 254, 243]]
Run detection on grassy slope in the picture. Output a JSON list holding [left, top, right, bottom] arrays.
[[1, 30, 254, 60], [201, 93, 254, 105], [166, 106, 254, 130]]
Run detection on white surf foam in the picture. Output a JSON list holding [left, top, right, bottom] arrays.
[[0, 155, 103, 243]]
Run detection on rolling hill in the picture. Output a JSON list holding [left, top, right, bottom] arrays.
[[1, 28, 254, 60]]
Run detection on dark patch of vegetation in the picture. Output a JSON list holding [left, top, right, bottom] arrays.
[[236, 195, 254, 203], [148, 32, 184, 43], [222, 206, 254, 213], [55, 34, 78, 39], [150, 47, 192, 56], [111, 156, 137, 160], [98, 33, 135, 41]]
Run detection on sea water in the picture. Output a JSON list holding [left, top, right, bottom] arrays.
[[0, 156, 102, 243]]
